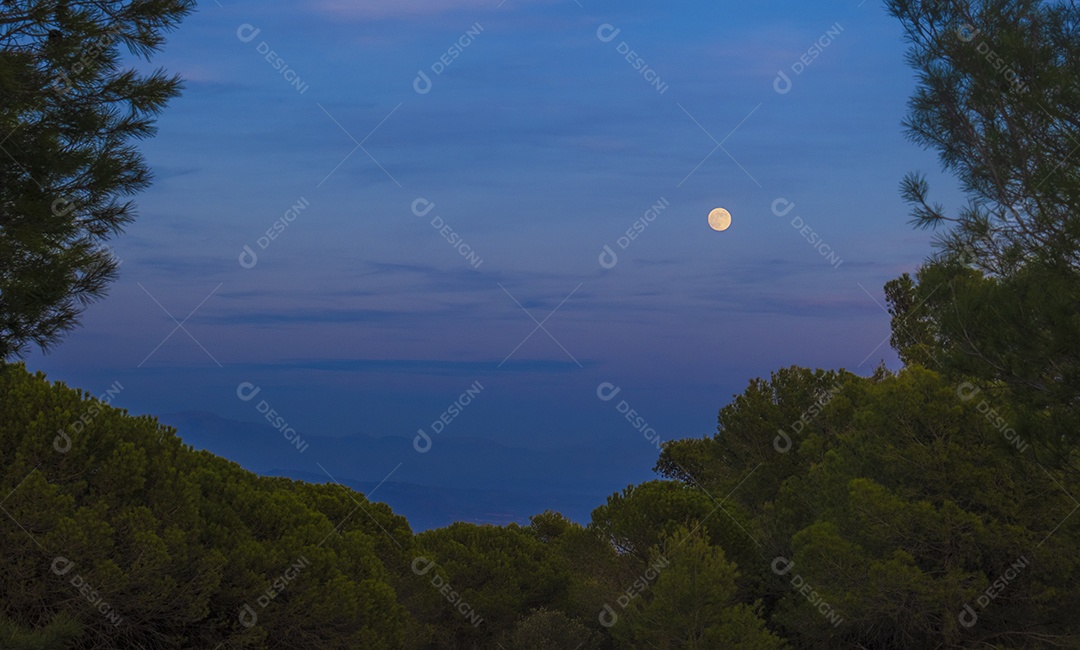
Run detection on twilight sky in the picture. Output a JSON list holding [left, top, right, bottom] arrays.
[[27, 0, 964, 524]]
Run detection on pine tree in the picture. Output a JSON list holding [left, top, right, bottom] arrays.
[[0, 0, 194, 358]]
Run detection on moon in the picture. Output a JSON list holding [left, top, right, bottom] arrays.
[[708, 208, 732, 232]]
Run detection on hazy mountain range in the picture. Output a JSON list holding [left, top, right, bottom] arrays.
[[160, 411, 659, 531]]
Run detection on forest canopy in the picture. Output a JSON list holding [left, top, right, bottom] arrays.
[[3, 0, 1080, 647], [1, 359, 1077, 648]]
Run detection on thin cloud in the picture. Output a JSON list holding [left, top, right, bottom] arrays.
[[237, 357, 593, 374], [315, 0, 529, 20]]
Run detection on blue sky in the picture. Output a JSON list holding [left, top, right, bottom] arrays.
[[28, 0, 963, 521]]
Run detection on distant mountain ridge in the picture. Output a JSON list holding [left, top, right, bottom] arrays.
[[159, 411, 655, 531]]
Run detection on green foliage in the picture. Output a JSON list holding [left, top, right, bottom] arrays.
[[0, 0, 193, 358], [771, 369, 1079, 648], [656, 366, 861, 507], [0, 362, 411, 648], [509, 608, 603, 650], [589, 479, 760, 607], [884, 272, 941, 369], [3, 338, 1078, 649], [591, 481, 716, 561], [410, 522, 571, 649], [652, 365, 1079, 648], [883, 0, 1080, 469], [654, 365, 867, 574], [526, 511, 621, 635], [886, 260, 1080, 468], [612, 527, 786, 650], [885, 0, 1080, 274], [0, 612, 81, 650]]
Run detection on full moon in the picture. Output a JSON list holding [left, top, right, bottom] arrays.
[[708, 208, 732, 232]]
